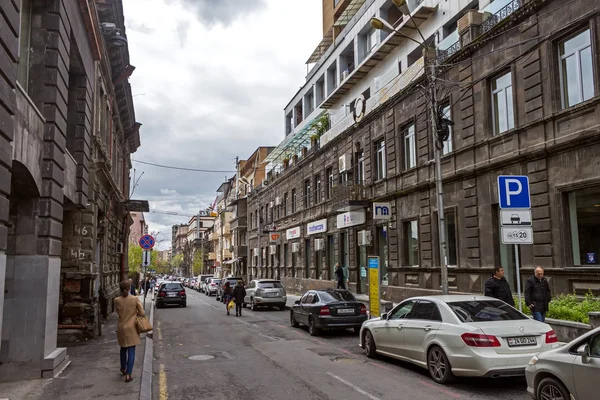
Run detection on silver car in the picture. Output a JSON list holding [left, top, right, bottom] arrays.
[[526, 326, 599, 400], [244, 279, 287, 311], [359, 295, 561, 384]]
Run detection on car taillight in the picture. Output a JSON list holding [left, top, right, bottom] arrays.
[[545, 330, 558, 344], [158, 291, 166, 297], [211, 283, 216, 286], [461, 332, 501, 347], [319, 306, 330, 315], [360, 304, 367, 314], [179, 290, 186, 296]]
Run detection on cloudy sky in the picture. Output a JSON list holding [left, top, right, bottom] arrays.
[[122, 0, 322, 249]]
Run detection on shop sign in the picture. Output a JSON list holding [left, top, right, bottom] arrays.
[[270, 232, 282, 244], [373, 202, 392, 220], [306, 219, 327, 236], [336, 210, 366, 229], [286, 226, 301, 240]]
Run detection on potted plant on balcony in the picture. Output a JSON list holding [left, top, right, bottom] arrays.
[[292, 154, 298, 164], [283, 155, 290, 169], [310, 114, 330, 150]]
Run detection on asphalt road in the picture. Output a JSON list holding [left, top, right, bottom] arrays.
[[152, 289, 531, 400]]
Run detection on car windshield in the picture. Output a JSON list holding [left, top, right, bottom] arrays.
[[162, 283, 183, 291], [318, 290, 356, 302], [448, 300, 528, 322], [259, 281, 283, 288]]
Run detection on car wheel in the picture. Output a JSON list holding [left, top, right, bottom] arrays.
[[427, 346, 454, 384], [308, 317, 319, 336], [353, 327, 361, 334], [156, 303, 162, 309], [251, 298, 257, 311], [290, 311, 300, 328], [182, 302, 187, 308], [364, 330, 376, 358], [279, 303, 286, 311], [537, 377, 570, 400]]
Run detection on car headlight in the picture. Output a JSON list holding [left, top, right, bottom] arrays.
[[528, 355, 539, 366]]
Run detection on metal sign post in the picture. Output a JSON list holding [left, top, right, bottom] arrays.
[[142, 248, 152, 308], [367, 256, 380, 318], [497, 176, 532, 312]]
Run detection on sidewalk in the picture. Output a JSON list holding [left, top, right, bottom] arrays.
[[0, 296, 152, 400]]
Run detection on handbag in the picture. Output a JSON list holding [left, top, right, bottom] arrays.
[[135, 315, 153, 334]]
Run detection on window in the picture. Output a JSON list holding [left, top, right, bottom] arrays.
[[449, 300, 527, 322], [446, 211, 458, 266], [491, 71, 515, 134], [314, 175, 321, 204], [355, 149, 365, 184], [304, 179, 311, 208], [258, 281, 283, 289], [367, 29, 378, 53], [18, 0, 32, 90], [559, 29, 594, 108], [441, 104, 453, 155], [283, 193, 288, 217], [389, 300, 416, 320], [326, 167, 334, 199], [402, 124, 416, 169], [305, 239, 311, 278], [319, 290, 356, 302], [403, 220, 419, 267], [410, 301, 442, 321], [568, 186, 600, 266], [374, 139, 386, 181], [327, 234, 335, 279], [291, 189, 297, 213]]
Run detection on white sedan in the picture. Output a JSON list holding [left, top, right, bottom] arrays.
[[359, 295, 561, 384]]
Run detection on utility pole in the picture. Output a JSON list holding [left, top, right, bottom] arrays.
[[425, 47, 449, 296]]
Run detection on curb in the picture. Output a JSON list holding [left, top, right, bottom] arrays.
[[139, 300, 154, 400]]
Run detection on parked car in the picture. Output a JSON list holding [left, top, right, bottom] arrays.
[[156, 282, 187, 308], [290, 289, 367, 336], [205, 278, 221, 296], [526, 326, 599, 400], [216, 277, 244, 301], [244, 279, 287, 310], [154, 280, 165, 294], [197, 275, 214, 292], [189, 279, 196, 289], [359, 295, 561, 384]]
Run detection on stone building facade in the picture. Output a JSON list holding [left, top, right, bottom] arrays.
[[0, 0, 141, 379], [248, 0, 600, 301]]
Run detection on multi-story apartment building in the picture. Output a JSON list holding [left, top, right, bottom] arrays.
[[0, 0, 142, 379], [129, 212, 148, 245], [212, 180, 235, 278], [248, 0, 600, 301]]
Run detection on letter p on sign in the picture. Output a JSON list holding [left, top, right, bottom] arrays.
[[498, 176, 531, 209]]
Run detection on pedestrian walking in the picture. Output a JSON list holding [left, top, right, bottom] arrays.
[[223, 281, 234, 315], [114, 280, 145, 383], [334, 263, 344, 289], [484, 266, 515, 307], [525, 266, 551, 322], [233, 281, 246, 317], [128, 278, 136, 296], [342, 264, 349, 290]]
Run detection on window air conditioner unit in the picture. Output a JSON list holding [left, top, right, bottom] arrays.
[[269, 201, 274, 208], [275, 196, 282, 206], [339, 154, 352, 173], [357, 230, 372, 246], [292, 243, 300, 253], [269, 245, 277, 255], [253, 248, 259, 257], [116, 242, 124, 254], [262, 248, 267, 258], [314, 238, 324, 251]]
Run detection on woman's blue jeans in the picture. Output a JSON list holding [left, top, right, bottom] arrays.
[[120, 346, 136, 375]]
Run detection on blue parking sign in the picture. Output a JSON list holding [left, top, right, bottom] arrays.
[[587, 253, 596, 264], [498, 176, 531, 209]]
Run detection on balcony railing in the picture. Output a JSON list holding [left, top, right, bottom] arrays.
[[479, 0, 523, 35], [208, 252, 217, 260], [330, 181, 371, 210]]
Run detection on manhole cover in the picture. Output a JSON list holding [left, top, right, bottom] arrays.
[[189, 355, 215, 361]]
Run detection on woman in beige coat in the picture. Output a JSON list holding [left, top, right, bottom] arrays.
[[114, 280, 145, 382]]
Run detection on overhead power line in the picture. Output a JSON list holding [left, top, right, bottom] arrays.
[[132, 159, 236, 173]]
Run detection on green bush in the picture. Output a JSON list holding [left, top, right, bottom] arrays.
[[514, 292, 600, 324]]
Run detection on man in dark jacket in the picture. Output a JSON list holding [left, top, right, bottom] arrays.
[[233, 281, 246, 317], [334, 263, 344, 289], [525, 267, 551, 322], [484, 266, 515, 307]]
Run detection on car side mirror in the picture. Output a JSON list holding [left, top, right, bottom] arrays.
[[294, 300, 300, 305], [578, 344, 592, 363], [381, 313, 388, 320]]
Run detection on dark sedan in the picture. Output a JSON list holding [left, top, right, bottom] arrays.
[[290, 289, 367, 336], [156, 282, 187, 308]]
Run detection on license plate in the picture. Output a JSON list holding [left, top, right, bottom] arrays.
[[337, 308, 355, 314], [507, 336, 537, 346], [265, 292, 279, 297], [167, 293, 177, 297]]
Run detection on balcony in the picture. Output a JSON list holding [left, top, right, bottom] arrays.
[[223, 249, 232, 259], [234, 245, 248, 257], [208, 252, 217, 260], [223, 224, 232, 236], [209, 232, 219, 241], [330, 181, 371, 212], [230, 216, 247, 230]]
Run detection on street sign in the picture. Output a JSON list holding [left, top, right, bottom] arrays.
[[368, 257, 380, 318], [586, 253, 596, 264], [139, 234, 155, 250], [501, 226, 533, 244], [142, 250, 151, 267], [498, 176, 531, 209], [500, 210, 532, 226]]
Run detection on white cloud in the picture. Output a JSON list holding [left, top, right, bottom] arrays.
[[159, 188, 179, 196]]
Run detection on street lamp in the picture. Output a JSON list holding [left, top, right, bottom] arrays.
[[370, 7, 450, 295]]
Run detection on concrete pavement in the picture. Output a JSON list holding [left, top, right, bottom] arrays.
[[152, 289, 531, 400]]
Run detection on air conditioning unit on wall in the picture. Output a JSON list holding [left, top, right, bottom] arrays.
[[269, 245, 277, 255], [357, 230, 372, 246], [339, 154, 352, 173], [253, 248, 259, 257], [314, 238, 324, 251], [292, 242, 300, 253], [274, 196, 282, 206]]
